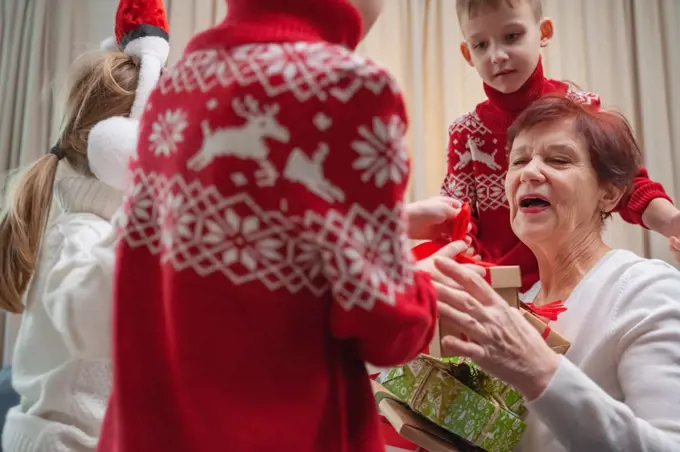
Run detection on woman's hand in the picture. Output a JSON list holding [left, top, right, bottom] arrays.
[[432, 257, 561, 401], [405, 196, 461, 241]]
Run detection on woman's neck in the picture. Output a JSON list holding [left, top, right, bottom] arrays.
[[532, 228, 610, 305]]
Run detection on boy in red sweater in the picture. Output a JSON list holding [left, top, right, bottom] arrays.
[[444, 0, 680, 290], [98, 1, 462, 451]]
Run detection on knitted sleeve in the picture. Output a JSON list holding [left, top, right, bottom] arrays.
[[41, 221, 115, 359], [526, 260, 680, 450], [616, 167, 673, 227], [302, 66, 437, 368], [440, 116, 488, 257]]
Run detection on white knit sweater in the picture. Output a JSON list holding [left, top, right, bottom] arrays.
[[2, 176, 121, 452], [518, 249, 680, 451]]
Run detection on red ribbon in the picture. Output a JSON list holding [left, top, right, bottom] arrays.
[[521, 300, 567, 339], [411, 201, 569, 343], [411, 202, 494, 283], [521, 301, 567, 322]]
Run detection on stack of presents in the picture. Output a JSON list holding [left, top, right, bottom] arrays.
[[371, 204, 570, 452]]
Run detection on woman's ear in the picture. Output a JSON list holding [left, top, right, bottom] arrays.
[[460, 42, 473, 67], [600, 183, 626, 215], [539, 17, 554, 48]]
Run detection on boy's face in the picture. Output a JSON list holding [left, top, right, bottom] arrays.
[[459, 0, 552, 93]]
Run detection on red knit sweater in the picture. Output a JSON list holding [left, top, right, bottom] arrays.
[[441, 60, 672, 291], [97, 1, 437, 451]]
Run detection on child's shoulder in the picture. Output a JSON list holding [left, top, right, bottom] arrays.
[[173, 41, 400, 98], [564, 87, 601, 107], [553, 80, 601, 107], [447, 109, 489, 138], [293, 42, 400, 89]]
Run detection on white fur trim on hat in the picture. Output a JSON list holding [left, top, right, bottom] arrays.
[[124, 36, 169, 119], [100, 36, 119, 51], [87, 116, 139, 191], [124, 35, 170, 64]]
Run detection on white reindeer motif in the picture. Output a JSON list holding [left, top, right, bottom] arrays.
[[452, 147, 472, 171], [468, 136, 501, 171], [187, 95, 291, 186], [283, 143, 345, 203]]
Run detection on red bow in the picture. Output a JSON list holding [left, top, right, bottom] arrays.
[[521, 300, 567, 322]]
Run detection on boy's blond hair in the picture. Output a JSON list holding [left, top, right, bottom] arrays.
[[456, 0, 543, 22], [0, 52, 139, 313]]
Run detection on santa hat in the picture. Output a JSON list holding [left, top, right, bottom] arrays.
[[88, 0, 170, 191]]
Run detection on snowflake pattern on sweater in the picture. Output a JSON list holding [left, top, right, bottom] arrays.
[[441, 89, 600, 213], [118, 43, 422, 312], [104, 39, 437, 452]]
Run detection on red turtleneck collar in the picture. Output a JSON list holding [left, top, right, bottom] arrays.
[[484, 58, 546, 114], [186, 0, 363, 53], [478, 57, 568, 129]]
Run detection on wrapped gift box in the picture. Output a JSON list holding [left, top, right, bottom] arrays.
[[431, 264, 571, 356], [438, 357, 525, 418], [484, 265, 522, 309], [376, 355, 526, 452], [431, 265, 522, 357], [521, 309, 571, 354]]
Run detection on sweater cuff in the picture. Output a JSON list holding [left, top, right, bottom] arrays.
[[623, 183, 673, 228]]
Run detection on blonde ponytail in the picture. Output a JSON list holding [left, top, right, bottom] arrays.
[[0, 50, 140, 313], [0, 154, 60, 313]]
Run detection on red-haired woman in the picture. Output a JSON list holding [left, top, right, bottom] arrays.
[[434, 95, 680, 451]]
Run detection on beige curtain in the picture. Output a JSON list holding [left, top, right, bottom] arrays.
[[1, 0, 55, 185], [165, 0, 228, 65]]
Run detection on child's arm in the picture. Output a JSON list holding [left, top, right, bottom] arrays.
[[440, 117, 487, 259], [42, 224, 115, 359], [307, 67, 437, 368], [617, 168, 680, 234]]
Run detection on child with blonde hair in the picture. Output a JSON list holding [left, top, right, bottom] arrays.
[[0, 0, 169, 449]]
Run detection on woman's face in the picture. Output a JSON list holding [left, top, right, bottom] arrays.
[[505, 119, 621, 246]]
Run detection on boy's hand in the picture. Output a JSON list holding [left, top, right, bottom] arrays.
[[405, 196, 462, 241]]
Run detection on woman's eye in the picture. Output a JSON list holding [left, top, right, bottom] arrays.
[[511, 158, 528, 166]]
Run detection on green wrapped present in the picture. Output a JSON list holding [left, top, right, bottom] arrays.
[[378, 355, 526, 452], [437, 356, 525, 418]]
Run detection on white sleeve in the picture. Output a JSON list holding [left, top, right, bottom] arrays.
[[526, 264, 680, 451], [41, 226, 117, 359]]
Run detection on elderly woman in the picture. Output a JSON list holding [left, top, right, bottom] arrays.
[[433, 95, 680, 451]]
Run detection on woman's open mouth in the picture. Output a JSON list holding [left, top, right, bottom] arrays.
[[519, 196, 551, 213]]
